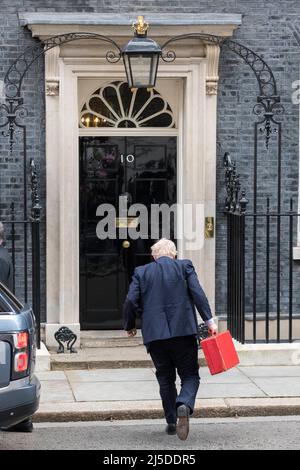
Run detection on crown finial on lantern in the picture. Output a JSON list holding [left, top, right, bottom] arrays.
[[132, 16, 149, 36]]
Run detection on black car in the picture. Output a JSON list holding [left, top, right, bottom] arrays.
[[0, 282, 40, 431]]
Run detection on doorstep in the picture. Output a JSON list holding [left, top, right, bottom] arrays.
[[50, 346, 154, 370], [234, 341, 300, 366], [48, 339, 300, 370], [49, 346, 208, 370]]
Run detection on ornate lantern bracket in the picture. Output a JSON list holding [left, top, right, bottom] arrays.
[[159, 33, 284, 149], [1, 21, 283, 151]]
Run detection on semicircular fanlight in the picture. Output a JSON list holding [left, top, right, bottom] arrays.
[[80, 81, 175, 128]]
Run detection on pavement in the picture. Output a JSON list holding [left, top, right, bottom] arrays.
[[34, 365, 300, 422], [2, 416, 300, 450]]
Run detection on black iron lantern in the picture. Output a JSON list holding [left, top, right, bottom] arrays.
[[122, 16, 161, 89]]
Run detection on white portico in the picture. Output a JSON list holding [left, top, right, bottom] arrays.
[[18, 13, 242, 347]]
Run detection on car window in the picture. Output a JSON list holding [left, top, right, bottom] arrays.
[[0, 296, 12, 313], [0, 283, 23, 313]]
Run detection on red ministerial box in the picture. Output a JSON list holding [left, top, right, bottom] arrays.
[[201, 331, 240, 375]]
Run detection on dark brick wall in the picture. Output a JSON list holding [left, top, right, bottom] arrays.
[[0, 1, 300, 325]]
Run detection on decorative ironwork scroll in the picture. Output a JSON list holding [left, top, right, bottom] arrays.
[[5, 32, 122, 100], [2, 32, 122, 151], [160, 33, 284, 149], [1, 31, 283, 151], [30, 159, 41, 221], [54, 326, 78, 354], [224, 152, 249, 214]]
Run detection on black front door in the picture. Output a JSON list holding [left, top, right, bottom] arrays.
[[79, 136, 177, 329]]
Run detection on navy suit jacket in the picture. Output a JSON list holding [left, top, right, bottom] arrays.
[[123, 256, 213, 349], [0, 246, 13, 291]]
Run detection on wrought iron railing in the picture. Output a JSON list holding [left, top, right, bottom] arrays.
[[0, 159, 41, 348], [224, 153, 300, 344]]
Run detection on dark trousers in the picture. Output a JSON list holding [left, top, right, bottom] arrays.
[[149, 335, 200, 424]]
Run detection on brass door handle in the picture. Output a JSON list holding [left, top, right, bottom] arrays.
[[122, 240, 130, 248]]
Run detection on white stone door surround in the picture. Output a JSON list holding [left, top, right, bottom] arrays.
[[20, 13, 241, 346]]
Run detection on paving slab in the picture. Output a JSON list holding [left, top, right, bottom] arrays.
[[66, 368, 156, 383], [250, 377, 300, 397], [65, 368, 249, 385], [198, 382, 266, 399], [71, 380, 160, 402], [239, 366, 300, 377], [37, 371, 67, 381], [40, 380, 74, 404], [68, 377, 265, 402], [200, 367, 251, 384], [35, 366, 300, 421]]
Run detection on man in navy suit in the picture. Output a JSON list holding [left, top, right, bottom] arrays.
[[123, 238, 217, 440], [0, 222, 13, 291]]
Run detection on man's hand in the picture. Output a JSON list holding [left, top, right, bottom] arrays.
[[126, 329, 137, 337], [208, 323, 218, 336]]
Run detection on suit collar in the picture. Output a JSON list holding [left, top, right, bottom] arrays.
[[155, 256, 175, 263]]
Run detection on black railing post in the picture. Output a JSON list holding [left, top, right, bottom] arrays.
[[239, 190, 248, 344], [240, 213, 246, 344], [233, 213, 237, 339], [224, 154, 248, 343], [266, 198, 270, 343], [30, 159, 42, 349], [31, 212, 41, 349], [10, 202, 16, 294], [289, 198, 294, 343], [227, 213, 232, 333]]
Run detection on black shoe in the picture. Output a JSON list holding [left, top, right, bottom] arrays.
[[2, 418, 33, 433], [176, 405, 190, 441], [165, 423, 177, 435]]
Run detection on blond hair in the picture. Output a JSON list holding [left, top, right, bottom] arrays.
[[151, 238, 177, 259]]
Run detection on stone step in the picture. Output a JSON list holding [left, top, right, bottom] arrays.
[[80, 330, 143, 339], [51, 346, 152, 370], [50, 346, 207, 370], [80, 337, 144, 348], [49, 341, 300, 371], [80, 330, 143, 348]]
